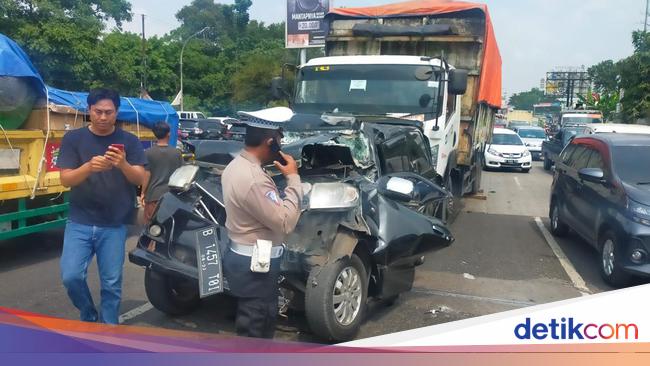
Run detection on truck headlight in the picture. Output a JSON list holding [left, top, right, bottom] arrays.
[[309, 183, 359, 211]]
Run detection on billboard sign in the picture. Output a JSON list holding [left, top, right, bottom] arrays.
[[286, 0, 331, 48]]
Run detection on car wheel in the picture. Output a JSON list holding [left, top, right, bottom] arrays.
[[543, 155, 552, 171], [598, 231, 632, 287], [522, 168, 530, 173], [144, 268, 200, 316], [550, 201, 569, 236], [304, 254, 368, 342]]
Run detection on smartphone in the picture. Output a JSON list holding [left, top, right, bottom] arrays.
[[270, 140, 287, 165], [110, 143, 125, 152]]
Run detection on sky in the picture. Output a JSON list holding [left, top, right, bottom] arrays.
[[121, 0, 648, 96]]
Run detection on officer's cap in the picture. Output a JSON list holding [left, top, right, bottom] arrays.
[[237, 107, 294, 130]]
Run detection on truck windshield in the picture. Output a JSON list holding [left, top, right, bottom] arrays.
[[293, 64, 441, 116], [562, 116, 603, 124]]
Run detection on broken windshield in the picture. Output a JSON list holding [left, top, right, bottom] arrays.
[[283, 130, 373, 168], [293, 64, 441, 117]]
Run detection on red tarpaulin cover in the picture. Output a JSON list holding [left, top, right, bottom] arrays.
[[329, 0, 502, 109]]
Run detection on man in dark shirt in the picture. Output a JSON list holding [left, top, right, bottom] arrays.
[[57, 88, 146, 324], [141, 121, 183, 222]]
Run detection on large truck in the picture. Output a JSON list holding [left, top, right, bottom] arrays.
[[0, 34, 178, 241], [277, 1, 502, 195]]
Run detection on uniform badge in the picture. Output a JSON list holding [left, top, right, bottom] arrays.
[[265, 190, 280, 205]]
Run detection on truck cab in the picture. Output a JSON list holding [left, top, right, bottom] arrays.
[[291, 55, 467, 181]]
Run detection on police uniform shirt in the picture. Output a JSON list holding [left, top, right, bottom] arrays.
[[222, 149, 303, 246]]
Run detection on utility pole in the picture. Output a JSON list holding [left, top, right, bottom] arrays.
[[180, 27, 210, 111], [140, 14, 148, 95], [645, 0, 649, 33]]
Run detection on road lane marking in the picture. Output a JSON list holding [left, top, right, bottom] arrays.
[[534, 217, 591, 296], [411, 287, 536, 308], [119, 302, 154, 324], [514, 176, 522, 189]]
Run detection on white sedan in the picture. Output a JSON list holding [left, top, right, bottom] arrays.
[[483, 128, 532, 173]]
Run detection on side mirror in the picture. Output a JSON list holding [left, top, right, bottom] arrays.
[[578, 168, 606, 184], [271, 76, 284, 100], [377, 176, 414, 202], [448, 69, 468, 95]]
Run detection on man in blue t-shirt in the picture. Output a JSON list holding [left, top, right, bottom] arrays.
[[57, 88, 147, 324]]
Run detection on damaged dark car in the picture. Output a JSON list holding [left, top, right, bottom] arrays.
[[129, 113, 454, 342]]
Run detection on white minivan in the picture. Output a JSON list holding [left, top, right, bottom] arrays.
[[483, 128, 532, 173]]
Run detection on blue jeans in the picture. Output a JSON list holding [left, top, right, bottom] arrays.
[[60, 221, 127, 324]]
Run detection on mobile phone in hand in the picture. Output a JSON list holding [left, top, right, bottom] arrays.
[[270, 140, 287, 165], [110, 143, 125, 152]]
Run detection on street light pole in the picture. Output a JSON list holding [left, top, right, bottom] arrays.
[[180, 27, 209, 112]]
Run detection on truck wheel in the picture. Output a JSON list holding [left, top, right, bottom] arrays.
[[304, 254, 368, 342], [144, 268, 200, 316], [543, 154, 552, 171], [598, 231, 632, 287]]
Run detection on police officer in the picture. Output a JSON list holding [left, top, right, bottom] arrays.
[[221, 107, 303, 338]]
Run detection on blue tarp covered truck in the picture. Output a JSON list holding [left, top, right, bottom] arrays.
[[0, 33, 179, 240]]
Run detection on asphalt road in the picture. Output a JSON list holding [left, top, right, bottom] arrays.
[[1, 161, 645, 343]]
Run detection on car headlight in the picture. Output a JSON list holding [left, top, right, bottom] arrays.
[[309, 183, 359, 211], [523, 150, 531, 157], [487, 147, 502, 157], [148, 224, 162, 237], [168, 165, 199, 191], [628, 200, 650, 226]]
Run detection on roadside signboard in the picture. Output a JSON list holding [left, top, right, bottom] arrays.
[[286, 0, 331, 48]]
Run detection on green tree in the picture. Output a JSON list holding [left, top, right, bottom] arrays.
[[508, 88, 553, 111], [0, 0, 132, 90], [617, 31, 650, 122]]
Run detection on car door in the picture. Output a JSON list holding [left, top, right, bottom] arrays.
[[563, 144, 594, 238], [574, 143, 610, 245], [553, 143, 577, 218]]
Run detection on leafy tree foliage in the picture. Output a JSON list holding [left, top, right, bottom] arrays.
[[508, 88, 554, 111], [1, 0, 299, 116], [587, 32, 650, 122]]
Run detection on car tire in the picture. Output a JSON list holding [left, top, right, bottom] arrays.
[[598, 231, 632, 287], [304, 254, 368, 342], [144, 268, 200, 316], [522, 168, 530, 173], [550, 201, 569, 237], [543, 155, 552, 171]]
